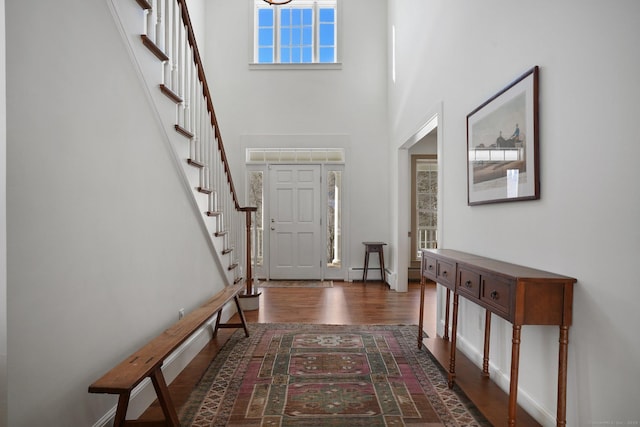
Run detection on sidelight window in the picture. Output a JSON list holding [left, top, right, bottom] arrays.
[[247, 170, 264, 267], [326, 169, 342, 268]]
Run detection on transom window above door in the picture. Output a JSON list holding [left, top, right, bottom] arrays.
[[253, 0, 338, 65], [246, 147, 344, 163]]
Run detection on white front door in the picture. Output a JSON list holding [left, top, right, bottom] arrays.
[[269, 165, 322, 279]]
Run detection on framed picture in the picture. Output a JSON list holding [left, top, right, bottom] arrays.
[[467, 66, 539, 205]]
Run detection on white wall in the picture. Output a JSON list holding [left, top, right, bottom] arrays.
[[408, 132, 436, 156], [203, 0, 391, 283], [0, 0, 7, 425], [186, 0, 206, 56], [389, 0, 640, 425], [6, 0, 228, 425]]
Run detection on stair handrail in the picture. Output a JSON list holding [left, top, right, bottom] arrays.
[[176, 0, 242, 210], [177, 0, 258, 295], [138, 0, 257, 295]]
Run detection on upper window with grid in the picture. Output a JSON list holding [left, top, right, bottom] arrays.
[[254, 0, 337, 64]]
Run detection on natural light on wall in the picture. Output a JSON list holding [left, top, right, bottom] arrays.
[[392, 25, 396, 83]]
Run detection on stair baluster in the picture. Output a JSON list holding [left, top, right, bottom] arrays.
[[121, 0, 257, 294]]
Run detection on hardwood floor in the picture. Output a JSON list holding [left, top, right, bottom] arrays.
[[140, 280, 541, 426]]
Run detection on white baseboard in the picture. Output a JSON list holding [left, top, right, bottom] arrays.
[[92, 303, 237, 427], [347, 267, 388, 283], [385, 271, 397, 288]]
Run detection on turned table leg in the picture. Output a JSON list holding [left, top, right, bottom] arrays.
[[482, 310, 491, 377], [443, 288, 451, 341], [557, 325, 570, 427], [508, 325, 522, 427], [448, 292, 459, 388], [418, 276, 425, 349]]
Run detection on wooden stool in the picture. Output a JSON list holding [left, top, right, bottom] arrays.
[[362, 242, 386, 282]]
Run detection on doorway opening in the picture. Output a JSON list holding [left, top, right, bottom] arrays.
[[395, 107, 444, 335], [406, 129, 438, 282]]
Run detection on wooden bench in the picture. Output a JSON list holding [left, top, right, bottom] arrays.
[[88, 281, 249, 426]]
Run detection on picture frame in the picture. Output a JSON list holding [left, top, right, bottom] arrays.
[[467, 66, 539, 205]]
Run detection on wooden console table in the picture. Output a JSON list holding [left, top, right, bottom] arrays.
[[418, 249, 576, 427]]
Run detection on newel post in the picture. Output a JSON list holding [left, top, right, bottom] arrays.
[[242, 207, 257, 295]]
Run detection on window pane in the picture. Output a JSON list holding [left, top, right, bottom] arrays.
[[303, 27, 312, 45], [292, 9, 301, 25], [303, 8, 313, 25], [258, 8, 273, 26], [281, 48, 290, 63], [281, 29, 290, 45], [319, 23, 334, 45], [258, 47, 273, 63], [292, 28, 301, 45], [302, 47, 312, 63], [258, 28, 273, 46], [319, 47, 334, 63], [291, 48, 301, 63], [319, 8, 334, 22], [281, 9, 290, 26]]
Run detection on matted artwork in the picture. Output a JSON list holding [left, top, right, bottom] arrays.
[[467, 66, 539, 205]]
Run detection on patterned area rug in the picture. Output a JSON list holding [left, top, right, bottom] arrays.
[[257, 281, 334, 288], [180, 323, 490, 426]]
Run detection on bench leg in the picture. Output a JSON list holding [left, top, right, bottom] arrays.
[[233, 295, 250, 337], [212, 309, 223, 338], [212, 296, 251, 338], [150, 368, 180, 427], [113, 391, 130, 427]]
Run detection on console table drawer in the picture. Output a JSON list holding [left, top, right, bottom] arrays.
[[457, 267, 481, 298], [480, 275, 513, 319], [436, 259, 456, 288], [422, 255, 437, 280]]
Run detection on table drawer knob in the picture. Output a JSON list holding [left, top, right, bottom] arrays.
[[465, 280, 472, 288], [490, 290, 499, 300]]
